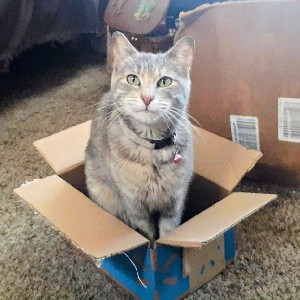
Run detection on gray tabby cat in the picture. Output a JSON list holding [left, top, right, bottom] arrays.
[[85, 32, 194, 244]]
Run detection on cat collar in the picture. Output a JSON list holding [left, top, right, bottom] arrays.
[[119, 118, 182, 163], [147, 135, 175, 150]]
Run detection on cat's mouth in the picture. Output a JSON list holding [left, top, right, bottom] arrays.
[[135, 107, 157, 114], [130, 108, 161, 124]]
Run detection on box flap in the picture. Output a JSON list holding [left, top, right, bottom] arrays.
[[157, 192, 277, 248], [33, 121, 91, 175], [35, 120, 261, 192], [193, 125, 262, 192], [14, 175, 148, 259]]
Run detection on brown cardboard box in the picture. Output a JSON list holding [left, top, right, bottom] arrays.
[[14, 121, 276, 299], [175, 0, 300, 187]]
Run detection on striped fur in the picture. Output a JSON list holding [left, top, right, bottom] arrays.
[[85, 32, 195, 244]]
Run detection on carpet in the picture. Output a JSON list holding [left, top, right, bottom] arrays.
[[1, 42, 299, 300]]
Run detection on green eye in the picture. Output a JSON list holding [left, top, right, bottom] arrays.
[[157, 76, 172, 88], [127, 74, 141, 86]]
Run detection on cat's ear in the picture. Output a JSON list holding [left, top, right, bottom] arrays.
[[166, 36, 195, 72], [111, 31, 138, 68]]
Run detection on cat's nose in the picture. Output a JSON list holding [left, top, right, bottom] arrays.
[[141, 95, 153, 107]]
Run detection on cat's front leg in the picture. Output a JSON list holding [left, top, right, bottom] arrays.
[[122, 199, 156, 244], [86, 177, 123, 220], [131, 216, 156, 246], [159, 214, 181, 238], [159, 194, 185, 238]]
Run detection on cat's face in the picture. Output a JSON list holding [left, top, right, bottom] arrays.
[[111, 32, 194, 125]]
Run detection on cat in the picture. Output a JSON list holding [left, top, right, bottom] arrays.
[[85, 31, 195, 244]]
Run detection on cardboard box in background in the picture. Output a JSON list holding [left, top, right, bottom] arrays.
[[14, 121, 276, 299], [176, 0, 300, 187]]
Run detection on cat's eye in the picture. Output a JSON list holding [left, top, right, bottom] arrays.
[[127, 74, 141, 86], [157, 76, 172, 88]]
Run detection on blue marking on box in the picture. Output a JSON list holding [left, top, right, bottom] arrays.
[[101, 246, 154, 299], [224, 228, 235, 262], [210, 259, 215, 267], [200, 264, 205, 275], [101, 245, 190, 299], [155, 245, 190, 300]]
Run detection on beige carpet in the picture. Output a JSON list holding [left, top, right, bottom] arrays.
[[1, 42, 299, 300]]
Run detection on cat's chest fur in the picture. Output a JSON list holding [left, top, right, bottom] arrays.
[[107, 122, 190, 210]]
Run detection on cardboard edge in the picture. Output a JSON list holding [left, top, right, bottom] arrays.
[[33, 139, 85, 176], [246, 151, 263, 172], [33, 140, 57, 172], [200, 196, 278, 246], [230, 150, 263, 191], [156, 192, 277, 248], [95, 241, 150, 267], [14, 175, 149, 260], [179, 0, 288, 20], [13, 180, 98, 260], [175, 0, 292, 42], [155, 239, 202, 249], [32, 120, 91, 175], [192, 125, 263, 192]]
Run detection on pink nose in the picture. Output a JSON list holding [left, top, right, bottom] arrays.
[[142, 95, 153, 106]]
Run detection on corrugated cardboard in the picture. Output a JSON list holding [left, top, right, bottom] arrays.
[[175, 0, 300, 187], [15, 175, 148, 259], [14, 121, 277, 299], [33, 121, 91, 192]]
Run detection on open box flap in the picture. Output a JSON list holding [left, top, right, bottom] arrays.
[[34, 120, 261, 193], [193, 126, 262, 192], [157, 192, 277, 248], [33, 121, 91, 175], [14, 175, 148, 259]]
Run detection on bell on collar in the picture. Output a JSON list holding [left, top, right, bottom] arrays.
[[173, 153, 182, 164]]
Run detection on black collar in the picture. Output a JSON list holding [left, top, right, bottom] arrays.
[[119, 118, 176, 150], [146, 135, 175, 150]]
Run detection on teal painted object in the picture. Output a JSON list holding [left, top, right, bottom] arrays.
[[101, 245, 189, 299], [155, 245, 189, 299], [224, 228, 236, 262], [101, 246, 153, 299], [100, 229, 235, 299]]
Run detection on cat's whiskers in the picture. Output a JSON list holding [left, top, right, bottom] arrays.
[[79, 102, 101, 111], [160, 110, 173, 133], [169, 106, 203, 128], [108, 107, 125, 125], [162, 111, 177, 133], [168, 108, 192, 126], [164, 111, 190, 135], [96, 102, 115, 112], [166, 110, 206, 144], [96, 106, 123, 132], [165, 110, 190, 138]]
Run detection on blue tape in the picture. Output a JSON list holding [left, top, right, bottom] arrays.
[[101, 245, 190, 299], [155, 245, 190, 300], [224, 228, 235, 262], [101, 246, 154, 299]]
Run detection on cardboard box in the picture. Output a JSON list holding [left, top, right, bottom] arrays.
[[14, 121, 277, 299], [175, 0, 300, 187]]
